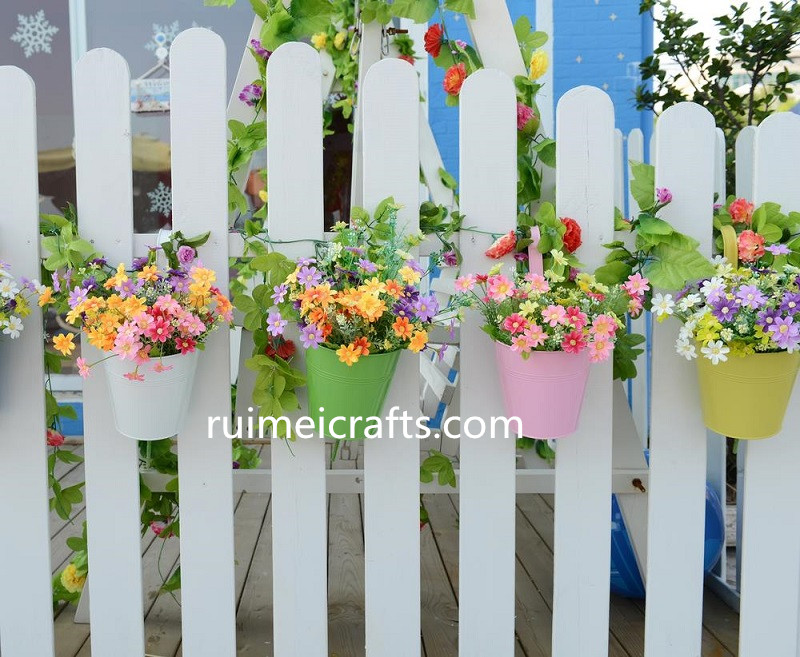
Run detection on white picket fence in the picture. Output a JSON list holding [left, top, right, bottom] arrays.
[[1, 28, 800, 657]]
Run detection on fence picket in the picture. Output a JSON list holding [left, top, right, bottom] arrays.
[[266, 42, 329, 657], [0, 66, 55, 657], [739, 111, 800, 657], [73, 48, 146, 657], [735, 126, 756, 202], [551, 86, 615, 657], [361, 58, 422, 657], [458, 68, 518, 657], [644, 102, 716, 657], [170, 28, 236, 656]]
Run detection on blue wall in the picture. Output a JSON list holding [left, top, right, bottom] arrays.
[[428, 0, 653, 180]]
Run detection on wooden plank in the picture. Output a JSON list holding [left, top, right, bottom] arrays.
[[73, 47, 145, 657], [361, 58, 422, 657], [614, 128, 625, 210], [457, 68, 518, 657], [170, 28, 236, 656], [644, 102, 716, 657], [739, 111, 800, 657], [534, 0, 554, 137], [265, 41, 329, 657], [466, 0, 526, 79], [735, 126, 756, 201], [551, 86, 615, 657], [0, 65, 55, 657]]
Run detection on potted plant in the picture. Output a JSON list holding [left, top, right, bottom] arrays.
[[45, 237, 233, 441], [664, 212, 800, 439], [267, 199, 442, 440], [0, 260, 39, 342], [451, 222, 647, 438]]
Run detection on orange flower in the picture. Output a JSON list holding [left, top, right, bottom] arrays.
[[362, 277, 386, 295], [337, 343, 361, 366], [408, 330, 428, 353], [354, 336, 371, 356], [384, 279, 404, 297], [336, 288, 362, 308], [308, 307, 328, 326], [137, 265, 159, 282], [106, 294, 124, 311], [53, 333, 76, 356], [393, 316, 413, 339], [356, 293, 386, 322], [320, 323, 333, 339], [104, 263, 128, 289], [443, 63, 467, 96], [38, 287, 53, 306]]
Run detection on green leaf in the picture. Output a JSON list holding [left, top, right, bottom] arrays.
[[613, 332, 646, 381], [638, 214, 674, 236], [443, 0, 475, 18], [438, 167, 458, 191], [248, 0, 270, 19], [234, 294, 258, 314], [629, 161, 655, 212], [260, 6, 295, 49], [532, 139, 556, 167], [66, 537, 86, 551], [594, 261, 632, 285], [758, 223, 782, 243], [290, 0, 335, 36], [391, 0, 438, 22], [205, 0, 237, 5], [643, 245, 714, 290]]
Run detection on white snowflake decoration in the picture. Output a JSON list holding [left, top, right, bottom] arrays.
[[145, 21, 206, 61], [147, 182, 172, 217], [10, 10, 59, 58]]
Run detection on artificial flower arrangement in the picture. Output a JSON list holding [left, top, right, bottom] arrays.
[[449, 204, 648, 438], [263, 198, 441, 439], [0, 260, 39, 340], [43, 231, 233, 440], [660, 208, 800, 440]]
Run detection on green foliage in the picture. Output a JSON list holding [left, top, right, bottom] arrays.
[[613, 332, 646, 381], [420, 450, 457, 487], [635, 0, 800, 189]]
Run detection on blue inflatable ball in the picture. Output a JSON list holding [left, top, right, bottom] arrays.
[[610, 484, 726, 598]]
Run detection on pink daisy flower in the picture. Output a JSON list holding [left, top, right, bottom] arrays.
[[123, 371, 145, 382], [524, 273, 549, 293], [455, 275, 476, 292], [510, 334, 532, 354], [542, 304, 568, 327], [487, 274, 515, 301], [591, 313, 618, 338], [561, 329, 587, 354], [502, 313, 528, 334], [76, 357, 90, 380], [565, 306, 588, 330], [153, 362, 174, 373], [523, 324, 546, 348], [589, 338, 613, 362], [623, 273, 650, 297]]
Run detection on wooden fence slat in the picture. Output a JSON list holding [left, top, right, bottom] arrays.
[[644, 102, 716, 657], [0, 66, 55, 657], [614, 128, 625, 210], [467, 1, 526, 78], [361, 58, 421, 657], [739, 111, 800, 657], [735, 126, 756, 202], [457, 68, 518, 657], [551, 86, 615, 657], [73, 48, 145, 656], [170, 28, 237, 656], [266, 42, 329, 657]]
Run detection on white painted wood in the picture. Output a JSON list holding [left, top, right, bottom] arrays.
[[457, 69, 518, 657], [626, 128, 648, 445], [467, 1, 526, 79], [535, 0, 554, 138], [551, 86, 615, 657], [73, 48, 145, 657], [614, 128, 625, 210], [350, 22, 383, 210], [362, 58, 421, 657], [739, 111, 800, 657], [735, 126, 756, 200], [714, 127, 727, 202], [644, 102, 716, 657], [420, 104, 456, 208], [266, 42, 329, 657], [170, 29, 236, 656], [0, 66, 55, 657]]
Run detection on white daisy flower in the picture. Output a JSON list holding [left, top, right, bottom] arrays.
[[675, 339, 697, 360], [700, 277, 725, 299], [0, 277, 19, 298], [677, 293, 702, 312], [651, 292, 675, 317], [2, 315, 23, 339], [701, 340, 730, 365]]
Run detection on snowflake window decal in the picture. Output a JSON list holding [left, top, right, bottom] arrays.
[[147, 182, 172, 218], [10, 10, 59, 58]]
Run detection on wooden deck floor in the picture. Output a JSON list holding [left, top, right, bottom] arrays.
[[50, 447, 740, 656]]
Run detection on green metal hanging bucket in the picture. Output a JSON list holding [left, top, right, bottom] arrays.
[[305, 346, 401, 440]]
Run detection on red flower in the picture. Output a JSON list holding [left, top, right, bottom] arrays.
[[738, 229, 765, 263], [729, 198, 755, 225], [266, 338, 296, 361], [46, 428, 65, 447], [443, 63, 468, 96], [424, 24, 444, 58], [398, 54, 415, 66], [177, 336, 197, 354], [560, 217, 582, 253], [485, 230, 517, 259]]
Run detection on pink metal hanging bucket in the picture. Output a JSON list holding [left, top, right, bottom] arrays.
[[494, 342, 591, 439]]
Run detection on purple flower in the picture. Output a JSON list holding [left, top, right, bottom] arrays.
[[441, 250, 458, 267], [177, 245, 196, 266], [402, 285, 419, 301], [300, 323, 324, 349], [232, 461, 241, 470], [455, 39, 468, 49], [407, 259, 425, 275], [513, 252, 529, 262], [437, 344, 449, 362], [266, 311, 288, 337], [358, 258, 377, 273], [656, 187, 672, 204], [131, 257, 148, 271], [292, 299, 302, 311], [67, 286, 88, 309], [51, 272, 61, 293], [780, 292, 800, 314], [118, 278, 144, 299], [393, 299, 415, 318], [345, 246, 365, 256], [90, 258, 107, 268], [249, 38, 271, 60], [766, 244, 790, 256], [81, 276, 97, 291], [711, 296, 737, 322], [769, 316, 800, 350], [735, 285, 767, 309], [170, 275, 190, 294], [413, 294, 439, 322], [239, 83, 263, 107], [296, 257, 316, 267], [272, 283, 288, 304], [297, 266, 322, 288], [756, 307, 780, 329]]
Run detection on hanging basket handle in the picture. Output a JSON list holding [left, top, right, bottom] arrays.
[[720, 224, 738, 269], [528, 226, 544, 277]]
